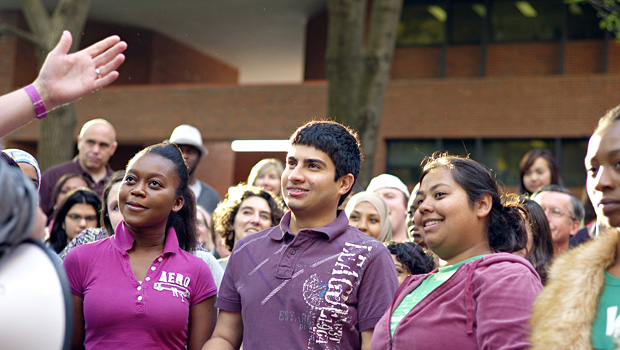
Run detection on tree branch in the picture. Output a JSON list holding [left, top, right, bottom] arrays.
[[587, 0, 620, 16], [0, 23, 40, 46], [20, 0, 52, 41], [51, 0, 91, 51]]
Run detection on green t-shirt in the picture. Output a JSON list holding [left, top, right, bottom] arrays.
[[591, 271, 620, 350], [390, 255, 487, 337]]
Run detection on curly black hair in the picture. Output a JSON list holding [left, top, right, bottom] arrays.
[[387, 241, 436, 275]]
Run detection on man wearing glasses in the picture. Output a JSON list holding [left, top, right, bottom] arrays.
[[532, 184, 585, 256]]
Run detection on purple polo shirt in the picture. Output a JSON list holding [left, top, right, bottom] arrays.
[[216, 210, 399, 350], [64, 222, 217, 350], [40, 158, 114, 218]]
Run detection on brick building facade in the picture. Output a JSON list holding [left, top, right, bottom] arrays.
[[2, 5, 619, 197]]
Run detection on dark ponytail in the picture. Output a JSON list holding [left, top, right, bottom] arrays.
[[134, 143, 198, 252], [420, 153, 527, 253], [487, 195, 527, 253]]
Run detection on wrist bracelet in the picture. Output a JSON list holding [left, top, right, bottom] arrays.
[[24, 84, 48, 120]]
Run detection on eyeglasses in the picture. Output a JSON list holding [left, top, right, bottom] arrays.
[[542, 207, 574, 220], [67, 213, 98, 222]]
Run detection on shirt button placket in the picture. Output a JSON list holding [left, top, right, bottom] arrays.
[[136, 282, 145, 313]]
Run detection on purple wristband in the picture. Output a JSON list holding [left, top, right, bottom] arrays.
[[24, 84, 48, 120]]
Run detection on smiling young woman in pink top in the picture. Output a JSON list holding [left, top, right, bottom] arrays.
[[371, 154, 543, 350]]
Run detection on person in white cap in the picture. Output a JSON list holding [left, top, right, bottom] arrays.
[[367, 173, 410, 242], [168, 124, 221, 213]]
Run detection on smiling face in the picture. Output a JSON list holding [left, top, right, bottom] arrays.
[[586, 120, 620, 228], [254, 168, 281, 196], [413, 168, 491, 264], [282, 144, 353, 230], [523, 157, 552, 194], [232, 195, 272, 243], [119, 153, 184, 232], [348, 201, 382, 239]]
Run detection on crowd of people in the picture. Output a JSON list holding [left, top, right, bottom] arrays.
[[1, 31, 620, 350]]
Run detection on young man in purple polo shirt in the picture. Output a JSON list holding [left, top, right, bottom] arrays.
[[203, 121, 399, 350]]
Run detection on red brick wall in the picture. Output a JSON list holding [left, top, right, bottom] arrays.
[[486, 41, 563, 76], [304, 13, 619, 81], [446, 45, 482, 77], [565, 40, 605, 74], [608, 40, 620, 75], [391, 46, 443, 79]]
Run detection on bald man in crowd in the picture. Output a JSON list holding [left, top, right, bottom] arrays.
[[40, 118, 117, 219]]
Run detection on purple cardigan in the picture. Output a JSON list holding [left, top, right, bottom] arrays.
[[370, 253, 543, 350]]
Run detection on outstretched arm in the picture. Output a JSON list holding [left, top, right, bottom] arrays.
[[0, 30, 127, 137]]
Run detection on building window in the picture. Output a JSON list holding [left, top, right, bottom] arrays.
[[558, 139, 588, 187], [451, 1, 486, 44], [481, 139, 556, 186], [386, 138, 476, 185], [386, 138, 587, 189], [397, 3, 446, 46], [397, 0, 605, 47], [491, 0, 564, 42], [567, 2, 606, 40]]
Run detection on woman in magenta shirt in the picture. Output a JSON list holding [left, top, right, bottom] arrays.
[[65, 143, 217, 350]]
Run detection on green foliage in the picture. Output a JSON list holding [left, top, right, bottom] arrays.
[[567, 0, 620, 42]]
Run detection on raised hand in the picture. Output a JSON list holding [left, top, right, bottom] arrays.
[[33, 30, 127, 110]]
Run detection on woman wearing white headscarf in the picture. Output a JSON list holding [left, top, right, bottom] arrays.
[[345, 191, 392, 243], [2, 148, 41, 191]]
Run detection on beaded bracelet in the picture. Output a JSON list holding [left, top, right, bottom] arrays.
[[24, 84, 48, 120]]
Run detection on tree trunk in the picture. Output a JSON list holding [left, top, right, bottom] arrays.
[[326, 0, 403, 187], [326, 0, 366, 126], [356, 0, 403, 187], [20, 0, 91, 170]]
